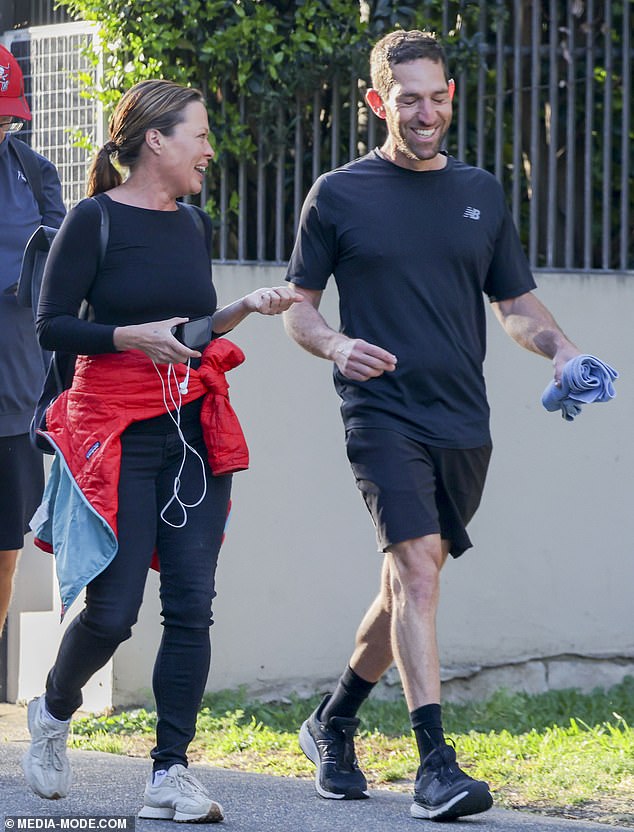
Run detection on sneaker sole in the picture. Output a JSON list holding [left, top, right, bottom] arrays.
[[21, 759, 67, 801], [299, 720, 369, 800], [138, 804, 224, 823], [411, 786, 493, 820], [22, 698, 71, 800]]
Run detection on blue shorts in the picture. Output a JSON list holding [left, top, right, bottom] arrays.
[[345, 428, 492, 557]]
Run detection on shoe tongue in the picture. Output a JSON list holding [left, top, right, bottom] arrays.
[[329, 715, 360, 734]]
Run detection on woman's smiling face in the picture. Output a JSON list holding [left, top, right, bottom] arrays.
[[156, 100, 214, 197]]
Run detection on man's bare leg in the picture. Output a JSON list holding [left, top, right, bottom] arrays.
[[324, 535, 445, 725], [385, 534, 492, 820], [349, 556, 393, 682], [0, 549, 20, 634], [386, 533, 448, 709]]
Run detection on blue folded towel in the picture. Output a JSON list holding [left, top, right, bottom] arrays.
[[541, 354, 618, 421]]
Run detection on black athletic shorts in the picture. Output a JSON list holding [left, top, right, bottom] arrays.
[[0, 433, 45, 550], [345, 427, 492, 558]]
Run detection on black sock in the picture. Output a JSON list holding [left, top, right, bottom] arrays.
[[321, 665, 376, 722], [410, 703, 445, 762]]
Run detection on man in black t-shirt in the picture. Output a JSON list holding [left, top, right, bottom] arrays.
[[284, 30, 581, 822]]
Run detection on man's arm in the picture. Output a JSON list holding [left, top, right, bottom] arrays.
[[283, 286, 397, 381], [491, 291, 581, 382]]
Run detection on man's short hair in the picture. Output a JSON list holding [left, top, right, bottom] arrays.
[[370, 30, 449, 98]]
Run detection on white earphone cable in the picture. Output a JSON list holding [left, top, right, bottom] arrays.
[[151, 359, 207, 528]]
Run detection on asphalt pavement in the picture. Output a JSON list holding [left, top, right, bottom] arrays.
[[1, 740, 632, 832]]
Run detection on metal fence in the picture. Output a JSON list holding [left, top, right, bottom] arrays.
[[206, 1, 632, 273], [3, 3, 632, 273], [2, 23, 102, 210], [2, 0, 70, 29]]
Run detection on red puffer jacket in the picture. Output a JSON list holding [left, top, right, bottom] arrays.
[[41, 338, 249, 541]]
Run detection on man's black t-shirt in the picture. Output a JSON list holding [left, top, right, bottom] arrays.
[[286, 151, 536, 448]]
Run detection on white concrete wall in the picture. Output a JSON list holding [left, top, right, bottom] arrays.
[[10, 268, 634, 709]]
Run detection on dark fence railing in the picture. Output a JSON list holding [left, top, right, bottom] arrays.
[[1, 0, 70, 29], [2, 2, 631, 273], [204, 1, 632, 273]]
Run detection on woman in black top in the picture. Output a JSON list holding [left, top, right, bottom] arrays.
[[23, 79, 301, 822]]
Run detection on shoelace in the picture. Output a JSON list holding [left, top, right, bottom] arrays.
[[321, 722, 359, 771], [37, 724, 68, 772], [171, 768, 208, 796], [339, 725, 359, 770], [436, 761, 462, 785]]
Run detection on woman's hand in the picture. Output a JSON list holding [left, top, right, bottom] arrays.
[[212, 286, 304, 334], [113, 317, 200, 364], [244, 286, 304, 316]]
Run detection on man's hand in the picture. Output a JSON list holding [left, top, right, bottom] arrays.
[[283, 286, 397, 379], [552, 343, 583, 386], [333, 338, 397, 381]]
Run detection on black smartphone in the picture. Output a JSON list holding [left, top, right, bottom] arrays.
[[171, 316, 213, 352]]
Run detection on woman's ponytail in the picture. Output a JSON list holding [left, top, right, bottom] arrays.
[[86, 144, 122, 197]]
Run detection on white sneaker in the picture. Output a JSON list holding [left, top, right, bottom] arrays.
[[138, 764, 224, 823], [22, 695, 72, 799]]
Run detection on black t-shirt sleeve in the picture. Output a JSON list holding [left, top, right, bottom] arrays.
[[36, 197, 117, 354], [286, 176, 337, 290], [483, 194, 537, 302]]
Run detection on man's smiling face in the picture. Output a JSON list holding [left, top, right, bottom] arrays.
[[381, 58, 453, 171]]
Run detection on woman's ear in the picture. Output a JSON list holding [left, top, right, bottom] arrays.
[[448, 78, 455, 101], [145, 128, 162, 155], [365, 88, 387, 120]]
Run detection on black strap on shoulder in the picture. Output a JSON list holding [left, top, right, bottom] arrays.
[[78, 196, 109, 320], [180, 202, 206, 241], [9, 136, 45, 216], [17, 196, 109, 318], [91, 195, 110, 272]]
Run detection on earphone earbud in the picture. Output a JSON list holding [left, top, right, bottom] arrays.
[[179, 361, 191, 395]]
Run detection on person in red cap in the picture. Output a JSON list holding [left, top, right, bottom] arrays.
[[0, 44, 33, 121], [0, 44, 65, 637]]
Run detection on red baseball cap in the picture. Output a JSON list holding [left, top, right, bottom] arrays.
[[0, 45, 32, 121]]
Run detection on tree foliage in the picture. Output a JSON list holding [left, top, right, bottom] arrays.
[[60, 0, 482, 159], [60, 0, 473, 257], [60, 0, 631, 268]]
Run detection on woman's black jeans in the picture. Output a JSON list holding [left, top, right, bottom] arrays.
[[45, 413, 232, 771]]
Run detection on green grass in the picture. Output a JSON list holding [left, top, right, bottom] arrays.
[[70, 676, 634, 827]]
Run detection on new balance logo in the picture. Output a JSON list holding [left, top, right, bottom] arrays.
[[463, 206, 481, 220]]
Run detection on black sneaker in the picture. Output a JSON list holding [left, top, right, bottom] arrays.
[[411, 743, 493, 821], [299, 694, 369, 800]]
